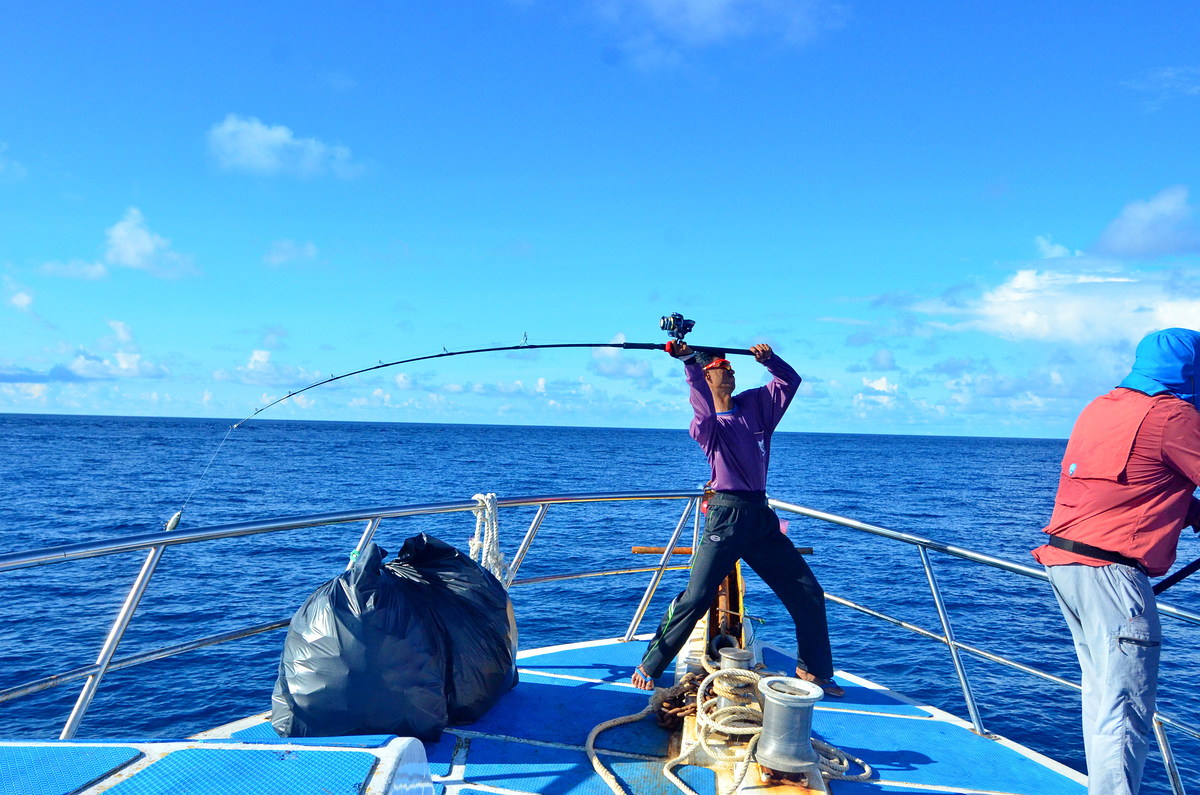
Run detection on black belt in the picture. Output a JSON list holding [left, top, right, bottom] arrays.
[[706, 491, 768, 508], [1046, 535, 1147, 574]]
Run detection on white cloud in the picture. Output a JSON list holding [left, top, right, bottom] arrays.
[[104, 208, 195, 277], [0, 143, 27, 182], [1, 319, 167, 384], [108, 320, 133, 343], [861, 376, 897, 394], [0, 384, 49, 404], [208, 114, 364, 179], [65, 350, 168, 380], [589, 333, 657, 383], [852, 392, 894, 411], [3, 277, 47, 325], [213, 350, 322, 387], [1093, 186, 1200, 259], [1035, 235, 1081, 259], [264, 239, 318, 266], [366, 388, 392, 406], [598, 0, 848, 47], [595, 0, 847, 69], [1124, 66, 1200, 108], [923, 267, 1200, 346], [38, 208, 193, 280]]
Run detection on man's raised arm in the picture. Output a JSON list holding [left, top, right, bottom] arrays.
[[752, 344, 801, 430]]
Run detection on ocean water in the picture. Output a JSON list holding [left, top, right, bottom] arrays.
[[1, 413, 1198, 794]]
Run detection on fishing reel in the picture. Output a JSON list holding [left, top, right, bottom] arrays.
[[660, 313, 695, 342], [660, 313, 697, 357]]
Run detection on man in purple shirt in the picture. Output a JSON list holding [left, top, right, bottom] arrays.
[[631, 342, 841, 697]]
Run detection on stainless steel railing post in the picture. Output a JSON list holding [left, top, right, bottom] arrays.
[[346, 516, 383, 569], [918, 546, 986, 735], [623, 497, 697, 641], [1153, 715, 1187, 795], [60, 543, 166, 739], [506, 503, 549, 588]]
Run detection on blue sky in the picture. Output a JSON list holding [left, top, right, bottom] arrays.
[[2, 1, 1199, 438]]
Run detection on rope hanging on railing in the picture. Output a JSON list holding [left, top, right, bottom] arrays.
[[470, 493, 508, 585]]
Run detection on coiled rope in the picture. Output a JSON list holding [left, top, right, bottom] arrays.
[[663, 666, 764, 795], [470, 492, 508, 585], [588, 661, 872, 795]]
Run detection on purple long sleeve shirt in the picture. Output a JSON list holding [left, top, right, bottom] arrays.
[[686, 354, 801, 492]]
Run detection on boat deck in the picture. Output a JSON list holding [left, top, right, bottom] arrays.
[[431, 638, 1088, 795], [0, 638, 1087, 795]]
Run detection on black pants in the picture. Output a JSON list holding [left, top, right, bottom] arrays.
[[639, 493, 834, 680]]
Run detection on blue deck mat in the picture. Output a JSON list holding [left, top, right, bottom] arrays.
[[813, 710, 1085, 794], [459, 671, 670, 756], [102, 747, 378, 795], [519, 642, 676, 688], [227, 721, 395, 747], [425, 733, 461, 776], [518, 641, 931, 718], [758, 647, 928, 718], [459, 736, 715, 795], [0, 744, 142, 795], [826, 785, 1007, 794]]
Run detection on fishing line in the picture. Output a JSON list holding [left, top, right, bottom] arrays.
[[177, 423, 236, 518], [169, 334, 752, 527]]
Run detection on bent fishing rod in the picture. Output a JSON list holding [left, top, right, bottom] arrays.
[[237, 341, 748, 429], [170, 313, 750, 524]]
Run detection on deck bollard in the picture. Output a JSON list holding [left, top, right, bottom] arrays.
[[755, 676, 823, 776], [716, 647, 755, 711]]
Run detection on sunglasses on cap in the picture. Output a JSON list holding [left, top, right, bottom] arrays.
[[704, 358, 734, 373]]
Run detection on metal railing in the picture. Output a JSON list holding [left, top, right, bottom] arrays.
[[769, 498, 1200, 795], [1, 489, 1197, 793]]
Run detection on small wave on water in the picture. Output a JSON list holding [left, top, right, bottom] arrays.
[[0, 414, 1197, 794]]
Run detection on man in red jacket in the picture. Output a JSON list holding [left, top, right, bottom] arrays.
[[1033, 327, 1200, 795]]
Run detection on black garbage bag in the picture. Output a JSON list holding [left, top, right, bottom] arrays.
[[270, 535, 518, 740], [388, 533, 519, 724]]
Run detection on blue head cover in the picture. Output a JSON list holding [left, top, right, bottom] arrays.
[[1118, 327, 1200, 407]]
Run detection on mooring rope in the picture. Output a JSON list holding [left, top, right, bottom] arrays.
[[663, 667, 763, 795], [470, 492, 508, 585], [586, 688, 672, 795], [589, 663, 872, 795]]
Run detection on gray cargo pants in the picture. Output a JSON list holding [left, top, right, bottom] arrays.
[[1047, 563, 1161, 795]]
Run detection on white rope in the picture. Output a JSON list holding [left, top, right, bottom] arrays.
[[663, 667, 874, 795], [663, 668, 762, 795], [470, 492, 508, 585], [586, 688, 671, 795], [587, 667, 871, 795]]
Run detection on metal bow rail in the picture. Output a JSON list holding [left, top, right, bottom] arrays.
[[1, 490, 1197, 793]]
